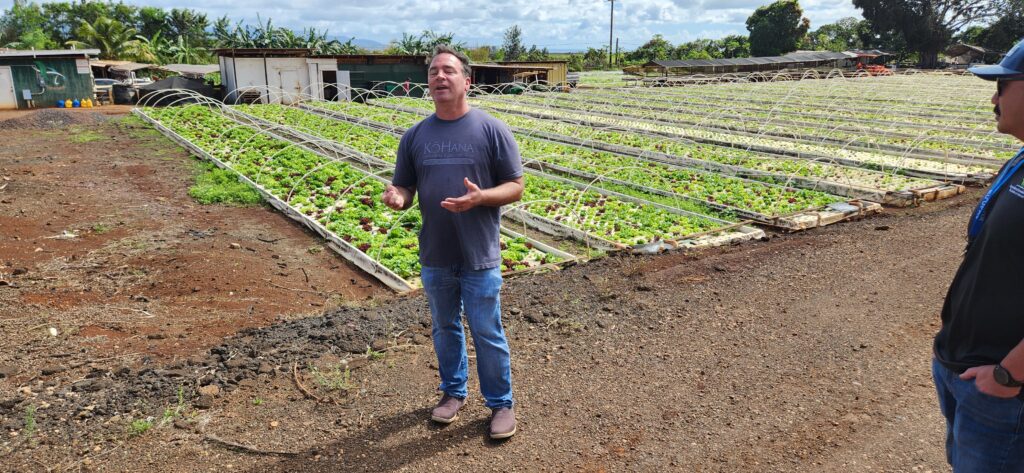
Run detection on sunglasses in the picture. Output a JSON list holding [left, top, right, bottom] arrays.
[[997, 76, 1024, 96]]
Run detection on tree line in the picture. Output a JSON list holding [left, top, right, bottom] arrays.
[[624, 0, 1018, 68], [1, 0, 1019, 69], [0, 0, 359, 64]]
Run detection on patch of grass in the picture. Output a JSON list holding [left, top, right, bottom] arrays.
[[160, 386, 186, 425], [365, 347, 386, 361], [307, 246, 323, 255], [128, 419, 153, 438], [188, 163, 263, 206], [308, 363, 354, 392], [23, 405, 36, 443], [116, 115, 147, 128], [550, 318, 585, 333], [251, 397, 264, 406], [92, 223, 112, 234], [70, 129, 107, 143], [116, 115, 162, 139]]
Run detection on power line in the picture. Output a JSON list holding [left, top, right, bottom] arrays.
[[607, 0, 615, 67]]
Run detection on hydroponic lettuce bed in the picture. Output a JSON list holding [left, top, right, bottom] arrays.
[[310, 99, 960, 206], [134, 106, 576, 292], [138, 104, 765, 291], [302, 100, 880, 230]]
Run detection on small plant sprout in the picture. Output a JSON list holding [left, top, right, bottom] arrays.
[[308, 363, 355, 392], [128, 418, 153, 438], [366, 346, 386, 361], [23, 405, 37, 442]]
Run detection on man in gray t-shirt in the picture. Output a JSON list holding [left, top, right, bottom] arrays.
[[382, 45, 524, 440]]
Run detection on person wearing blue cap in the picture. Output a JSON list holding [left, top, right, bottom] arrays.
[[933, 37, 1024, 472]]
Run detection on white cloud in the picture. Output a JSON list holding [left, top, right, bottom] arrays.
[[0, 0, 861, 50]]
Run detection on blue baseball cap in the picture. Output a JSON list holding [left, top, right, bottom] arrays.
[[969, 39, 1024, 80]]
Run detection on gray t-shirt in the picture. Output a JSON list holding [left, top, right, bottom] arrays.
[[392, 108, 523, 270]]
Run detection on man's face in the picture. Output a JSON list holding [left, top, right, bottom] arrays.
[[993, 78, 1024, 140], [428, 53, 469, 104]]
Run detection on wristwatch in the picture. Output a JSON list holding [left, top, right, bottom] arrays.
[[993, 364, 1024, 388]]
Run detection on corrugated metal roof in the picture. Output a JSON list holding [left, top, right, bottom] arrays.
[[91, 59, 133, 68], [109, 62, 154, 72], [159, 64, 219, 76], [473, 64, 553, 70], [646, 51, 855, 70], [846, 49, 893, 57], [0, 49, 100, 58], [945, 44, 991, 57], [213, 48, 312, 57], [783, 51, 856, 61], [496, 60, 569, 65]]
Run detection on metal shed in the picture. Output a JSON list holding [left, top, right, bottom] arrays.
[[639, 51, 857, 78], [334, 54, 428, 98], [471, 64, 553, 88], [216, 49, 429, 103], [944, 44, 1000, 66], [495, 60, 569, 86], [0, 49, 100, 109]]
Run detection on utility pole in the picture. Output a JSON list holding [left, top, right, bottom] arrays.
[[607, 0, 614, 68], [615, 37, 620, 66]]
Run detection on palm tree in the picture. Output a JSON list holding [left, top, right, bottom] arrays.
[[65, 17, 140, 60], [167, 8, 208, 45], [387, 30, 464, 55], [129, 31, 167, 64], [389, 32, 425, 55]]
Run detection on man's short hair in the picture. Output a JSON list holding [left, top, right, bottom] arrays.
[[430, 45, 471, 78]]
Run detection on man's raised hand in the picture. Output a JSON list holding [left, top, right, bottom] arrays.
[[441, 178, 483, 213], [382, 184, 406, 211]]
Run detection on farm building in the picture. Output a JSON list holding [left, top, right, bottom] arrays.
[[90, 59, 156, 83], [944, 44, 1001, 66], [216, 49, 429, 103], [335, 54, 428, 98], [0, 48, 100, 109], [846, 49, 893, 66], [469, 60, 571, 90], [633, 51, 859, 82], [496, 60, 569, 86], [471, 64, 554, 89]]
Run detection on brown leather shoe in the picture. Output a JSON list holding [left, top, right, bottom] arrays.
[[430, 394, 465, 424], [489, 407, 516, 439]]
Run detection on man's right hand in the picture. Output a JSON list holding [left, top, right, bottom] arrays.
[[382, 185, 406, 210]]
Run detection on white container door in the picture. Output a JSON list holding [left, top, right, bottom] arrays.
[[279, 69, 300, 104], [337, 70, 351, 101], [0, 67, 17, 110]]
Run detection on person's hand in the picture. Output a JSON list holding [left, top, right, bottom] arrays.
[[441, 178, 483, 213], [382, 185, 406, 211], [961, 365, 1022, 398]]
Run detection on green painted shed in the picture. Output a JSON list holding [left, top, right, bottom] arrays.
[[0, 49, 100, 109], [335, 55, 428, 98]]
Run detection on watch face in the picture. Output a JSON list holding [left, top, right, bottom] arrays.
[[995, 365, 1011, 385]]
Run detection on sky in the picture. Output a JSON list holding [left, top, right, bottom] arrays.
[[0, 0, 864, 51]]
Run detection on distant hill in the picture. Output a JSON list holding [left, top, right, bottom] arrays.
[[342, 37, 387, 51]]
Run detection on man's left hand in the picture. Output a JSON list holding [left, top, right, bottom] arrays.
[[441, 178, 483, 213], [960, 365, 1023, 398]]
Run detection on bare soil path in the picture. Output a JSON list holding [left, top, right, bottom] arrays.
[[0, 109, 967, 472]]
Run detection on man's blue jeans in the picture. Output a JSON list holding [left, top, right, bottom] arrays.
[[421, 265, 513, 409], [933, 358, 1024, 472]]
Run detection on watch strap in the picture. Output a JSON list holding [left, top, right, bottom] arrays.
[[996, 364, 1024, 387]]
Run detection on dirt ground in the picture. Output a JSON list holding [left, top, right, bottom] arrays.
[[0, 108, 972, 472]]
